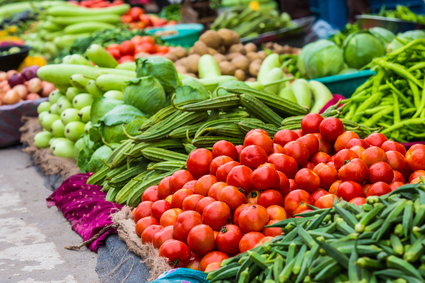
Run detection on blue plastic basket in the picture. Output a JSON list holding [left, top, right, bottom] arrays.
[[145, 24, 204, 48]]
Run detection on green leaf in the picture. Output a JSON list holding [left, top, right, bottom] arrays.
[[100, 104, 146, 126]]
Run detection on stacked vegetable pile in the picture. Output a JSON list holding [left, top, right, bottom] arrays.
[[121, 6, 176, 29], [375, 5, 425, 24]]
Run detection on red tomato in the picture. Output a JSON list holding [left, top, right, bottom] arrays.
[[364, 133, 388, 147], [294, 168, 320, 193], [386, 151, 410, 174], [108, 48, 121, 59], [195, 197, 216, 215], [251, 166, 280, 190], [238, 204, 269, 233], [277, 171, 290, 196], [329, 180, 342, 195], [369, 162, 394, 183], [273, 143, 284, 153], [246, 129, 269, 137], [202, 201, 231, 230], [199, 251, 229, 271], [256, 236, 274, 247], [153, 225, 173, 248], [334, 131, 360, 152], [119, 40, 135, 55], [240, 145, 268, 169], [349, 197, 366, 205], [319, 117, 344, 143], [171, 189, 193, 209], [392, 170, 405, 183], [313, 133, 333, 154], [212, 140, 238, 159], [337, 181, 363, 201], [135, 216, 158, 236], [366, 181, 391, 197], [233, 203, 250, 225], [314, 194, 338, 209], [186, 255, 200, 270], [409, 170, 425, 182], [263, 219, 283, 236], [207, 182, 227, 200], [158, 176, 172, 199], [239, 232, 265, 253], [218, 185, 246, 210], [313, 163, 338, 189], [301, 113, 323, 134], [226, 165, 253, 193], [273, 129, 299, 146], [160, 208, 182, 227], [338, 158, 369, 184], [187, 224, 215, 255], [406, 146, 425, 171], [142, 224, 163, 244], [170, 170, 195, 193], [268, 153, 298, 179], [246, 190, 260, 204], [216, 161, 240, 182], [194, 175, 217, 196], [173, 211, 202, 242], [244, 131, 274, 154], [216, 224, 243, 256], [311, 188, 329, 202], [142, 185, 159, 202], [283, 141, 310, 166], [346, 138, 370, 149], [390, 181, 404, 191], [204, 262, 221, 272], [266, 205, 287, 220], [361, 146, 387, 167], [310, 152, 331, 165], [151, 200, 171, 220], [333, 149, 359, 169], [129, 7, 144, 20], [350, 145, 366, 158], [257, 189, 284, 207], [133, 200, 153, 222], [187, 148, 213, 178], [297, 134, 319, 156], [182, 194, 204, 211], [159, 239, 191, 267], [182, 180, 197, 192], [288, 179, 298, 191], [118, 55, 134, 63], [165, 195, 172, 204], [381, 141, 406, 155], [235, 145, 243, 157], [209, 156, 234, 176]]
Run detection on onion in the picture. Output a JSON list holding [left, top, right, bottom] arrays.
[[26, 93, 40, 100], [27, 77, 42, 93], [41, 81, 55, 97], [3, 89, 21, 104], [0, 72, 7, 81], [8, 73, 25, 87], [13, 84, 28, 99], [6, 70, 17, 79], [21, 66, 39, 81]]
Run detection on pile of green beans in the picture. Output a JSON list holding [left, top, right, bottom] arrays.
[[208, 182, 425, 282], [339, 39, 425, 142]]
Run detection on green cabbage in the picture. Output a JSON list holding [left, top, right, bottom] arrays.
[[87, 145, 113, 172], [369, 27, 395, 45], [173, 76, 210, 105], [90, 97, 123, 123], [343, 32, 386, 69], [388, 30, 425, 52]]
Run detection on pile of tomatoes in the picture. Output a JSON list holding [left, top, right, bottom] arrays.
[[132, 114, 425, 272], [69, 0, 124, 8], [121, 7, 176, 29], [106, 35, 170, 63]]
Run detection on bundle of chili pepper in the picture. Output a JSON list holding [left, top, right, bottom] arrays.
[[339, 39, 425, 142]]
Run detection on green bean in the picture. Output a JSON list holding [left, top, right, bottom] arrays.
[[380, 118, 425, 135]]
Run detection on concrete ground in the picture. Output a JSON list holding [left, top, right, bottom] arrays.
[[0, 147, 99, 283]]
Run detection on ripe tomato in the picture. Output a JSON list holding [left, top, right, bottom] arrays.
[[329, 180, 342, 194], [187, 148, 213, 178], [297, 134, 319, 156], [333, 149, 358, 169], [218, 185, 246, 210], [173, 211, 202, 242], [273, 129, 299, 146], [108, 48, 121, 59], [313, 163, 338, 189], [119, 40, 135, 56], [244, 131, 274, 154], [216, 224, 243, 256], [151, 200, 171, 220], [239, 232, 265, 253], [158, 176, 172, 199], [288, 179, 298, 191], [204, 262, 221, 272], [334, 131, 360, 152], [386, 151, 409, 175], [277, 171, 290, 196], [153, 225, 173, 248], [337, 181, 363, 201], [246, 129, 269, 137], [314, 194, 338, 209], [366, 182, 391, 197], [319, 117, 344, 143], [129, 7, 144, 20], [313, 133, 333, 154], [338, 158, 369, 184], [364, 133, 387, 147], [170, 170, 195, 193], [202, 201, 231, 230], [369, 161, 394, 183], [187, 224, 215, 256], [390, 181, 404, 191], [256, 236, 274, 247], [216, 161, 240, 182], [238, 204, 269, 232], [301, 113, 323, 134], [409, 170, 425, 182], [182, 180, 197, 192], [182, 194, 204, 211], [392, 170, 405, 183], [240, 145, 268, 169], [142, 185, 159, 202], [361, 146, 387, 167], [194, 175, 217, 196], [350, 145, 366, 157], [273, 143, 284, 153], [311, 188, 329, 202], [133, 201, 153, 222], [186, 255, 200, 270], [226, 165, 253, 193], [207, 182, 227, 199], [349, 197, 366, 205], [294, 168, 321, 193], [135, 216, 158, 236], [311, 152, 331, 165], [246, 190, 260, 204], [284, 189, 313, 215], [283, 141, 310, 166], [159, 239, 191, 267], [212, 140, 238, 160], [209, 156, 234, 175], [381, 141, 406, 155], [160, 208, 182, 227], [195, 197, 216, 214], [142, 224, 163, 244], [251, 166, 280, 190], [257, 189, 284, 207], [266, 205, 287, 220], [268, 153, 298, 178], [262, 219, 282, 236], [406, 146, 425, 171], [171, 189, 193, 209], [165, 195, 172, 204], [199, 251, 229, 271], [346, 138, 370, 149]]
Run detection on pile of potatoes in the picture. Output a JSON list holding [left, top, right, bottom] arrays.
[[165, 29, 296, 81]]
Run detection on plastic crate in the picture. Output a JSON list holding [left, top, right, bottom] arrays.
[[312, 69, 376, 98], [369, 0, 425, 13], [308, 0, 348, 30], [145, 24, 204, 48]]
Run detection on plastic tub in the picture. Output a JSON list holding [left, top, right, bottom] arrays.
[[356, 15, 425, 33], [0, 44, 30, 71], [146, 24, 204, 48]]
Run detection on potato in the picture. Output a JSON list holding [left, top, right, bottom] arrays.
[[217, 28, 240, 47], [257, 50, 267, 60], [175, 65, 187, 74], [207, 47, 218, 55], [244, 43, 257, 53], [186, 54, 201, 74], [200, 30, 223, 49], [246, 77, 256, 82], [171, 46, 187, 58], [192, 41, 209, 55], [164, 53, 178, 62], [229, 43, 246, 54], [226, 53, 240, 60], [246, 52, 260, 61], [213, 53, 226, 63], [219, 61, 236, 75], [249, 59, 261, 76], [234, 69, 246, 81], [231, 55, 249, 72]]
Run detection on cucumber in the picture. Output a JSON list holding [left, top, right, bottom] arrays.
[[309, 80, 333, 113], [86, 44, 118, 68], [198, 54, 221, 79], [261, 67, 284, 95], [291, 79, 312, 109], [258, 54, 280, 83], [64, 22, 115, 35], [96, 74, 132, 91], [278, 85, 297, 103]]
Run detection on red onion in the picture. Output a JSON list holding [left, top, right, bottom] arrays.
[[8, 73, 25, 87], [21, 66, 39, 81]]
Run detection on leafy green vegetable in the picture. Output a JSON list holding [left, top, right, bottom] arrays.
[[369, 27, 395, 45], [87, 145, 113, 172], [343, 31, 386, 69], [90, 97, 123, 124], [387, 30, 425, 52], [159, 4, 181, 21], [101, 104, 146, 126], [173, 77, 210, 105]]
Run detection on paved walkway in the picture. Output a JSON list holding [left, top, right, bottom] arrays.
[[0, 148, 98, 283]]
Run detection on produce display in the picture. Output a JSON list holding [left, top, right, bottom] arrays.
[[121, 6, 176, 29], [69, 0, 125, 8], [375, 5, 425, 24]]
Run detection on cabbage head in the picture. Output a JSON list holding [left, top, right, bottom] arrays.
[[369, 27, 395, 45], [297, 40, 344, 79], [343, 32, 386, 69], [387, 30, 425, 52]]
